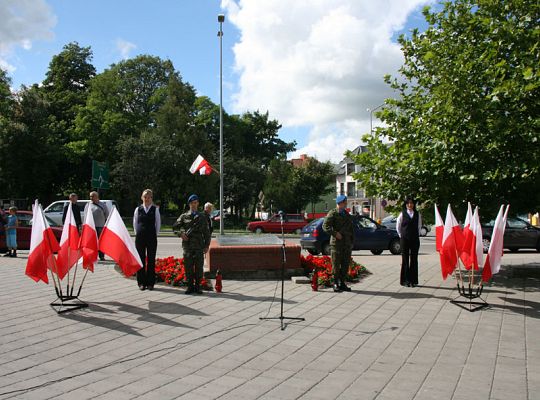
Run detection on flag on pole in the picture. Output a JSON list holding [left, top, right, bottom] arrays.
[[468, 206, 484, 271], [25, 200, 60, 284], [440, 204, 460, 280], [99, 206, 142, 277], [56, 202, 81, 280], [79, 203, 99, 272], [482, 205, 509, 282], [189, 154, 212, 175], [434, 204, 444, 253], [459, 202, 474, 267]]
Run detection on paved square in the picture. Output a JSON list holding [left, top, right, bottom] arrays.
[[0, 237, 539, 399]]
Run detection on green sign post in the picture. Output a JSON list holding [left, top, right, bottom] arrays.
[[91, 160, 109, 189]]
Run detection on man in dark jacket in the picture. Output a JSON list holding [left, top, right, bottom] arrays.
[[175, 194, 211, 294], [62, 193, 82, 230], [323, 195, 354, 292]]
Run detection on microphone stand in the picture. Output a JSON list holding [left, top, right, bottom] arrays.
[[260, 212, 305, 330]]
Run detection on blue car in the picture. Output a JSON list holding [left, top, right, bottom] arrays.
[[300, 216, 401, 256]]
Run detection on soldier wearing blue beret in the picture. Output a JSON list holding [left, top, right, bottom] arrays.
[[175, 194, 211, 294], [323, 195, 354, 292]]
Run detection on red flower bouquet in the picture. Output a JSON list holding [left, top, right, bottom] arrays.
[[300, 254, 367, 287], [155, 257, 213, 290]]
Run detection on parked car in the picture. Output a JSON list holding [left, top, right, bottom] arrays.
[[300, 215, 401, 255], [43, 200, 118, 225], [381, 214, 430, 237], [0, 210, 63, 251], [482, 217, 540, 253], [247, 213, 308, 234]]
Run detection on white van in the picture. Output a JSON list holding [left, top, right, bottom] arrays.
[[43, 200, 118, 225]]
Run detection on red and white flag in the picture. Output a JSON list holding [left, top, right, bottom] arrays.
[[434, 204, 444, 253], [467, 206, 484, 271], [440, 204, 461, 280], [459, 202, 473, 267], [56, 202, 81, 280], [99, 206, 142, 277], [189, 154, 212, 175], [482, 205, 509, 282], [79, 203, 99, 272], [25, 200, 60, 284]]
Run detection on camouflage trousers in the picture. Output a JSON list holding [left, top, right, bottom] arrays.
[[183, 249, 204, 288], [331, 245, 352, 283]]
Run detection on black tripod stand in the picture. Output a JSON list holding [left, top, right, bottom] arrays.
[[260, 211, 305, 330]]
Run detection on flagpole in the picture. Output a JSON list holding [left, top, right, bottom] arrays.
[[76, 268, 90, 297], [218, 13, 225, 236], [70, 252, 81, 297]]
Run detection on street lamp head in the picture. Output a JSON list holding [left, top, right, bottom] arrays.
[[218, 14, 225, 22]]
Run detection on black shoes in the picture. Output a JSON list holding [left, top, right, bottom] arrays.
[[340, 283, 352, 292], [333, 283, 342, 292], [139, 285, 146, 291], [185, 286, 195, 295], [147, 286, 154, 291], [195, 286, 203, 295]]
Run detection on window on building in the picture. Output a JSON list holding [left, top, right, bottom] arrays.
[[346, 163, 355, 175], [347, 182, 355, 197], [340, 183, 345, 195]]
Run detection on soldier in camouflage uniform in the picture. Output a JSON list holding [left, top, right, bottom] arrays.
[[323, 194, 354, 292], [175, 194, 211, 294]]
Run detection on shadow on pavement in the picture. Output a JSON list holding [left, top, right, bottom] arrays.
[[60, 301, 197, 335]]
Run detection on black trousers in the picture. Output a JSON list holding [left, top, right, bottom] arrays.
[[136, 234, 157, 287], [400, 237, 420, 285]]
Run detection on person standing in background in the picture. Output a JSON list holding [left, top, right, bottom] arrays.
[[4, 207, 18, 257], [62, 193, 82, 230], [203, 202, 214, 235], [396, 197, 422, 287], [133, 189, 160, 291], [88, 191, 109, 261]]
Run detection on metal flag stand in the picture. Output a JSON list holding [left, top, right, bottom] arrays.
[[48, 244, 89, 315], [450, 261, 488, 312]]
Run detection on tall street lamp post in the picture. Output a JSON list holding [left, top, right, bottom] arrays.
[[366, 103, 384, 220], [218, 14, 225, 235]]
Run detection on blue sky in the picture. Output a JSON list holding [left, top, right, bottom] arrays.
[[1, 0, 433, 162]]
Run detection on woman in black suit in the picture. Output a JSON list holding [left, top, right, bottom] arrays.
[[133, 189, 161, 290], [396, 197, 422, 287]]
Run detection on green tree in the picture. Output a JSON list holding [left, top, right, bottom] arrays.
[[353, 0, 540, 216], [42, 42, 96, 196], [74, 55, 176, 165], [263, 157, 335, 214]]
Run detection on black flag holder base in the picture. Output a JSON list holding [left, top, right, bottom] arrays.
[[50, 294, 88, 314], [450, 283, 489, 312]]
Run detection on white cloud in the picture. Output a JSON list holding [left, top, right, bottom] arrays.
[[0, 0, 56, 72], [221, 0, 431, 162], [115, 38, 137, 60]]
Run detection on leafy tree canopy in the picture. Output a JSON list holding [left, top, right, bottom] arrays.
[[353, 0, 540, 217]]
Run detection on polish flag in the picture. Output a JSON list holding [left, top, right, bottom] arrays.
[[56, 202, 81, 280], [482, 205, 509, 282], [79, 203, 99, 272], [99, 206, 142, 277], [189, 154, 212, 175], [434, 204, 444, 253], [467, 206, 484, 271], [440, 204, 460, 280], [459, 202, 474, 267], [25, 200, 60, 284]]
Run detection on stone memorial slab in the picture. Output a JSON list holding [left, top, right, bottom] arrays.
[[216, 235, 283, 246]]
